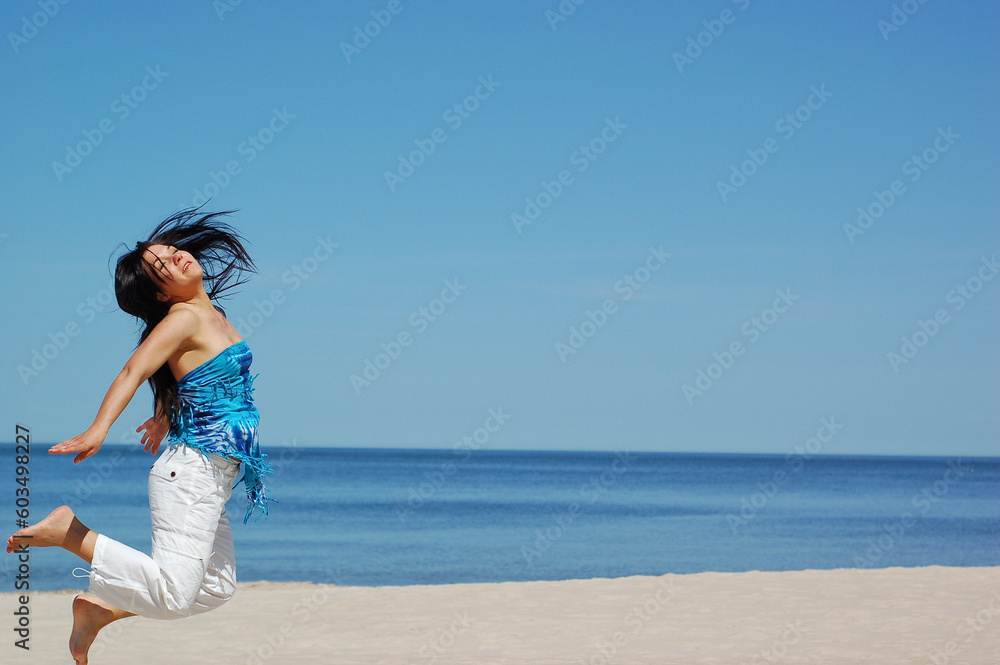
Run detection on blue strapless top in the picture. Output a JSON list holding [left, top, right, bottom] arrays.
[[166, 340, 273, 523]]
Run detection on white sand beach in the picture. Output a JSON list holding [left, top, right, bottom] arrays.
[[3, 565, 998, 664]]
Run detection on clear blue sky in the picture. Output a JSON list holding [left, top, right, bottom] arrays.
[[1, 0, 997, 456]]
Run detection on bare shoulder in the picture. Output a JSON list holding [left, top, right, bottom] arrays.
[[158, 307, 201, 345], [167, 303, 243, 378], [150, 307, 200, 343], [163, 305, 200, 327], [124, 309, 200, 382]]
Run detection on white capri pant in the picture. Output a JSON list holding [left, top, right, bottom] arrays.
[[87, 443, 241, 620]]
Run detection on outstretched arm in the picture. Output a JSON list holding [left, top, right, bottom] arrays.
[[49, 309, 197, 464]]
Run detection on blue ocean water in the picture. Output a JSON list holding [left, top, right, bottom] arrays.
[[1, 444, 997, 592]]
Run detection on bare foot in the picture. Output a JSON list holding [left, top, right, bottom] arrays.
[[70, 594, 134, 665], [6, 505, 76, 553]]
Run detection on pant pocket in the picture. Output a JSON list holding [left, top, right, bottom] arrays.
[[149, 455, 217, 518]]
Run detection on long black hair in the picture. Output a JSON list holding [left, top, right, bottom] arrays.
[[113, 207, 256, 423]]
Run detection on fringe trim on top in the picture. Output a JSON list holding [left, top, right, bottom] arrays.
[[181, 441, 277, 524], [232, 448, 278, 524]]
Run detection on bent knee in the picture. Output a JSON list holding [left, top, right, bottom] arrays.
[[216, 579, 236, 605], [156, 590, 232, 620]]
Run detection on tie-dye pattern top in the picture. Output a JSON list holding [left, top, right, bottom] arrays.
[[167, 340, 273, 524]]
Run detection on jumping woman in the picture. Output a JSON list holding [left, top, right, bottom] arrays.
[[5, 209, 273, 664]]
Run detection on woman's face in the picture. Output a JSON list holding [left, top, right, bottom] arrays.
[[142, 244, 204, 302]]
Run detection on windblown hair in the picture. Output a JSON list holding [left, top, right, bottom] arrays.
[[113, 208, 256, 424]]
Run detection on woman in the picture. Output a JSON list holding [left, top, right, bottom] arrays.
[[5, 208, 273, 665]]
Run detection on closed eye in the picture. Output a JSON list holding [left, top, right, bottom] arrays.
[[152, 246, 177, 276]]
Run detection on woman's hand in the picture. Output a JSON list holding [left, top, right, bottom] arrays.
[[136, 413, 170, 456], [48, 426, 107, 464]]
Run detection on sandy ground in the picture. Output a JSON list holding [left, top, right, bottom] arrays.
[[2, 565, 998, 664]]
